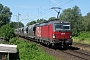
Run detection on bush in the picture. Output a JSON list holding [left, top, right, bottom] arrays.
[[9, 37, 55, 60], [78, 32, 90, 39], [0, 24, 15, 41], [73, 32, 90, 44]]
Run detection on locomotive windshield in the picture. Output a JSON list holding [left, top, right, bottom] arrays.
[[63, 23, 70, 30], [54, 23, 70, 31], [54, 23, 62, 30]]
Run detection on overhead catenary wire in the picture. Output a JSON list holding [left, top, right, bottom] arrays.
[[38, 0, 73, 16], [20, 13, 29, 22], [30, 0, 64, 20], [60, 0, 73, 6], [39, 0, 51, 8], [39, 0, 64, 15], [20, 1, 51, 22], [29, 0, 73, 23], [36, 0, 73, 19]]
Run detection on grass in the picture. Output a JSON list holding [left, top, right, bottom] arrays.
[[73, 32, 90, 44], [9, 37, 56, 60]]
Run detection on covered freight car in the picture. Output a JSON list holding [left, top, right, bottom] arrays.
[[28, 24, 36, 39], [23, 26, 28, 38]]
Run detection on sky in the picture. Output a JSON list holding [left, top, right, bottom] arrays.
[[0, 0, 90, 26]]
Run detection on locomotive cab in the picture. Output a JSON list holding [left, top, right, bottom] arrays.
[[51, 20, 72, 47], [53, 21, 71, 39]]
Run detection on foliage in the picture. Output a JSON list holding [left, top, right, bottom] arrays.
[[78, 32, 90, 40], [10, 22, 24, 28], [27, 20, 36, 26], [26, 19, 47, 26], [48, 17, 56, 21], [83, 12, 90, 31], [0, 24, 15, 41], [37, 19, 47, 23], [0, 3, 12, 27], [59, 5, 83, 36], [73, 32, 90, 44], [9, 37, 55, 60]]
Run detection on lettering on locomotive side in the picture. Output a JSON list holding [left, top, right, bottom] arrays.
[[36, 27, 41, 37], [61, 33, 65, 35]]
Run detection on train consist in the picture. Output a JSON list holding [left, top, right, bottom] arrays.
[[15, 19, 73, 48]]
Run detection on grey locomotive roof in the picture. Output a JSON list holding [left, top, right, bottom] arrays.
[[39, 20, 70, 26], [49, 20, 70, 23]]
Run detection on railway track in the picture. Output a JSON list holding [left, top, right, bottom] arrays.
[[62, 49, 90, 60], [40, 43, 90, 60], [73, 43, 90, 52], [40, 44, 90, 60], [73, 43, 90, 48], [38, 42, 90, 60]]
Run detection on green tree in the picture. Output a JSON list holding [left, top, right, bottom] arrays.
[[83, 12, 90, 31], [0, 4, 12, 27], [27, 20, 36, 26], [48, 17, 56, 21], [37, 18, 47, 23], [59, 6, 83, 36], [10, 22, 24, 28], [0, 21, 3, 26], [26, 19, 47, 26], [0, 24, 15, 41]]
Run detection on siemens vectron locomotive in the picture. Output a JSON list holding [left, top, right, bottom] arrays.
[[15, 19, 73, 48]]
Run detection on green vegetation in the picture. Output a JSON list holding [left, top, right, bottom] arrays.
[[0, 3, 90, 60], [0, 4, 12, 27], [48, 17, 56, 21], [59, 6, 83, 36], [10, 22, 24, 29], [26, 18, 47, 26], [0, 24, 15, 41], [9, 37, 55, 60], [73, 32, 90, 44]]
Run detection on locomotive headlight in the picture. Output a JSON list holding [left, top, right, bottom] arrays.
[[53, 34, 55, 38], [61, 21, 62, 23], [70, 34, 72, 38]]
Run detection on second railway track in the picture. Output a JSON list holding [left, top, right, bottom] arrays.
[[62, 49, 90, 60], [73, 43, 90, 52]]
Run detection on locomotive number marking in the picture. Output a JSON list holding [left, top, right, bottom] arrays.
[[61, 33, 65, 35]]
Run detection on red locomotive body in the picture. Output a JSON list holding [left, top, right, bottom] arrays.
[[35, 20, 72, 48]]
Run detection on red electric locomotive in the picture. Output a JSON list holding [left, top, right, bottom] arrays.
[[35, 19, 72, 48]]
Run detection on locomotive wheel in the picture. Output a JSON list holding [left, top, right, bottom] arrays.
[[47, 43, 52, 48], [46, 42, 50, 46], [51, 43, 57, 49], [63, 44, 69, 49]]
